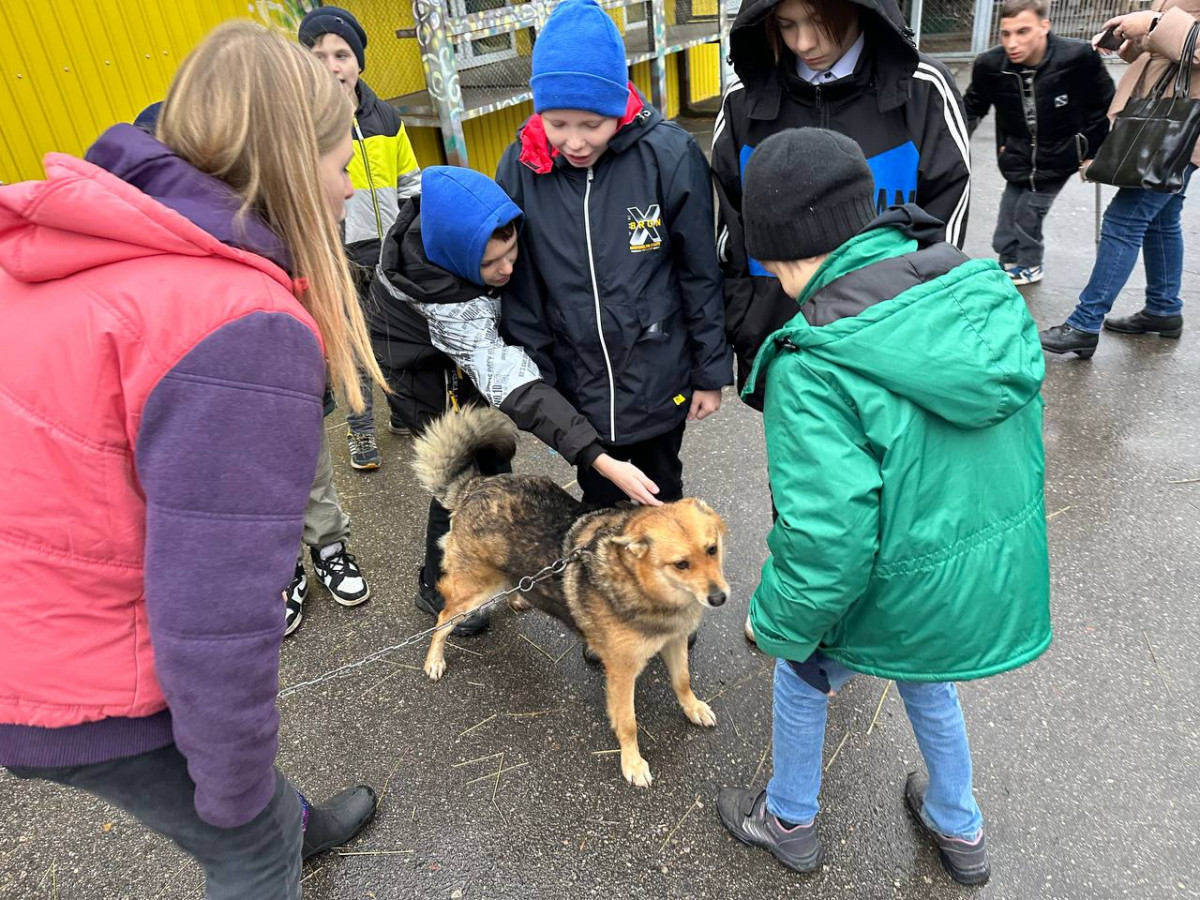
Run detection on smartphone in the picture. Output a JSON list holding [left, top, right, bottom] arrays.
[[1096, 26, 1124, 51]]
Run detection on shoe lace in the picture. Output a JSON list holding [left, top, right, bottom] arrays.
[[322, 550, 357, 575], [349, 432, 377, 454]]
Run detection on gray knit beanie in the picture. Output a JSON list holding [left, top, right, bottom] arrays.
[[743, 128, 877, 261]]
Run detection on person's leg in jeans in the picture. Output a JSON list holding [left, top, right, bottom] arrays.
[[765, 655, 857, 826], [991, 181, 1023, 266], [372, 334, 419, 435], [895, 680, 983, 839], [8, 745, 302, 900], [1012, 179, 1066, 269], [629, 421, 685, 502], [1140, 165, 1195, 319], [1067, 186, 1181, 333], [345, 367, 376, 435]]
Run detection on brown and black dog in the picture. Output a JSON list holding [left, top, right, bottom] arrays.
[[412, 406, 729, 787]]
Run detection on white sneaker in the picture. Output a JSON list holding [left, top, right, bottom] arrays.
[[744, 614, 757, 644], [1005, 264, 1043, 286]]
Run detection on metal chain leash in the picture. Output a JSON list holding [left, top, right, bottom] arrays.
[[277, 548, 589, 699]]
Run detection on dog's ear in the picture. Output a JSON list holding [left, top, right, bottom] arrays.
[[611, 535, 651, 559], [685, 497, 728, 534]]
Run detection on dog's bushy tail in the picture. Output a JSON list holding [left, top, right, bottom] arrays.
[[411, 406, 519, 511]]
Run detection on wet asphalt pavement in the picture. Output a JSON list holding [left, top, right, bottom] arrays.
[[3, 63, 1199, 900]]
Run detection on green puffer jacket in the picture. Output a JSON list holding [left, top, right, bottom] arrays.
[[746, 207, 1051, 681]]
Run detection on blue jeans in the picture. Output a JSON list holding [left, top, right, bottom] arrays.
[[766, 656, 983, 840], [1068, 165, 1196, 333]]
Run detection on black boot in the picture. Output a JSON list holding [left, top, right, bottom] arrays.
[[1040, 323, 1099, 358], [1103, 309, 1183, 338], [301, 784, 378, 860]]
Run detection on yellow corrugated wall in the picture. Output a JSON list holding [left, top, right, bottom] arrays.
[[1, 1, 720, 184], [0, 0, 251, 183]]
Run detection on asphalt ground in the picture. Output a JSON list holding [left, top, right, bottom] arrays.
[[3, 64, 1199, 900]]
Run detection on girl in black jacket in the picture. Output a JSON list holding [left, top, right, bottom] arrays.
[[713, 0, 971, 402]]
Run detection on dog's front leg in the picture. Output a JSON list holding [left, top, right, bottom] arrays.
[[603, 656, 652, 787], [661, 635, 716, 727]]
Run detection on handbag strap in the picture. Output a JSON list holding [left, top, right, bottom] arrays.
[[1171, 22, 1200, 97]]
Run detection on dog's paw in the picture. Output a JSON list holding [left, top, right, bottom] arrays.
[[621, 755, 653, 788], [684, 700, 717, 728], [424, 657, 447, 681], [507, 595, 532, 612]]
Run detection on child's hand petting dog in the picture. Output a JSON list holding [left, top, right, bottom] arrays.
[[593, 454, 663, 506]]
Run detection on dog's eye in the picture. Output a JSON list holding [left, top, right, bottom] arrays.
[[673, 560, 690, 570], [706, 545, 718, 556]]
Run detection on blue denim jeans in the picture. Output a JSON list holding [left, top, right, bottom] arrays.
[[766, 656, 983, 840], [1068, 164, 1196, 333]]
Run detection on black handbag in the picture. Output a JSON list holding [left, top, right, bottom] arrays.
[[1087, 21, 1200, 193]]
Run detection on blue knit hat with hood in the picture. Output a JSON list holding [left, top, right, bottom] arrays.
[[420, 167, 523, 285], [531, 0, 630, 117]]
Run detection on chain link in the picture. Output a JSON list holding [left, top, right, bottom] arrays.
[[277, 548, 588, 699]]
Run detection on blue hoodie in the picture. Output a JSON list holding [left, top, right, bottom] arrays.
[[420, 166, 522, 284]]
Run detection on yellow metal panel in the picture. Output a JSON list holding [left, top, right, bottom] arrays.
[[340, 0, 427, 101], [408, 126, 448, 170], [687, 44, 722, 103], [0, 0, 247, 184], [463, 101, 532, 176]]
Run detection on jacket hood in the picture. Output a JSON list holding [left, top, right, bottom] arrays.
[[419, 166, 522, 284], [750, 214, 1044, 429], [729, 0, 918, 114], [0, 125, 293, 286], [377, 197, 484, 305]]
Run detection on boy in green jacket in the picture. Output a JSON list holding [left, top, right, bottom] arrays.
[[716, 129, 1051, 886]]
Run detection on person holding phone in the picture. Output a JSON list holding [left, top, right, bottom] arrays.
[[1040, 0, 1200, 357]]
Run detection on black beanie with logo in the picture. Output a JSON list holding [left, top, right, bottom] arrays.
[[743, 128, 878, 261]]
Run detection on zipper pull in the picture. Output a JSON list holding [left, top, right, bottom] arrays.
[[587, 166, 594, 183]]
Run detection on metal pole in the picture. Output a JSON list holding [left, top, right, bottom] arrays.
[[971, 0, 994, 55], [910, 0, 924, 48]]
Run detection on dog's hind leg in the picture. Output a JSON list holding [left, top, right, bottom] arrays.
[[661, 636, 716, 728], [600, 652, 652, 787], [423, 569, 503, 681]]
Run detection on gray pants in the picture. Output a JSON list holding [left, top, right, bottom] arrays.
[[8, 745, 302, 900], [993, 178, 1068, 268], [302, 428, 351, 550]]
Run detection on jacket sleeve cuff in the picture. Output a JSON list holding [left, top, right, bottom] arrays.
[[576, 441, 605, 470]]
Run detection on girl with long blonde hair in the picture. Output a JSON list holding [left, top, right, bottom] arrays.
[[0, 21, 379, 898]]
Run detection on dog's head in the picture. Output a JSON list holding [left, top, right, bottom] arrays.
[[611, 498, 730, 610]]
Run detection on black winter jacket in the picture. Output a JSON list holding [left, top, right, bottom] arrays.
[[496, 93, 732, 446], [964, 33, 1114, 189], [713, 0, 971, 401], [368, 198, 605, 467]]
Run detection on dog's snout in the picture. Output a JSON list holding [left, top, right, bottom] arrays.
[[707, 587, 728, 607]]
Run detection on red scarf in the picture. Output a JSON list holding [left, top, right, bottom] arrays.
[[518, 86, 645, 174]]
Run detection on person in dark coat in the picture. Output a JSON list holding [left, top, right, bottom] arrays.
[[964, 0, 1113, 286], [496, 0, 733, 507], [712, 0, 971, 403]]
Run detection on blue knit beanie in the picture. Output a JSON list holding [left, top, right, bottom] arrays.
[[531, 0, 629, 117], [420, 167, 523, 285]]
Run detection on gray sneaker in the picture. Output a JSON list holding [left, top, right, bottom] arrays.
[[904, 772, 990, 885], [717, 788, 824, 873]]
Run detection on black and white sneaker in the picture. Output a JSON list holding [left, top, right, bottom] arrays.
[[311, 542, 371, 606], [387, 417, 410, 437], [717, 787, 824, 873], [284, 557, 308, 636], [347, 430, 381, 470]]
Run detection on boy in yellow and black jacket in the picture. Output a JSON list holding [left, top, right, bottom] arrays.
[[300, 7, 422, 470]]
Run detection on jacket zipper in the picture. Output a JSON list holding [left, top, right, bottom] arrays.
[[583, 166, 617, 443], [814, 83, 828, 128], [353, 118, 385, 240], [1026, 74, 1039, 191]]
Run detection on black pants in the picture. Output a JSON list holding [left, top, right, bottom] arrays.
[[396, 366, 514, 587], [8, 745, 302, 899], [576, 421, 686, 507]]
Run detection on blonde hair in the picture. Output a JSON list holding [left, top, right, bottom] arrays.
[[157, 20, 383, 412]]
